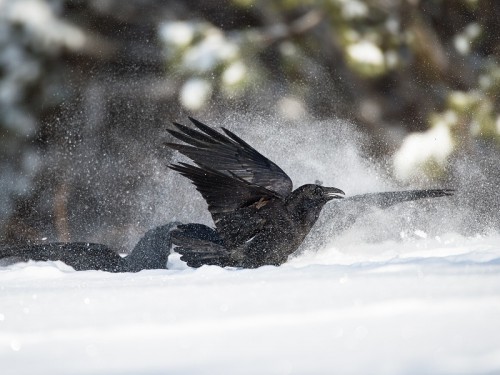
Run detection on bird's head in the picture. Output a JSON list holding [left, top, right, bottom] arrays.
[[286, 184, 345, 227], [295, 184, 345, 202], [286, 184, 345, 224]]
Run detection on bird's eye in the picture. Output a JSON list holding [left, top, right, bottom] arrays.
[[314, 186, 323, 196]]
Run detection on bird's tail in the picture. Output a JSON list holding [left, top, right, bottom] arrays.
[[170, 223, 232, 268]]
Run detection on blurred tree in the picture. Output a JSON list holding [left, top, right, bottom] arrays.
[[0, 0, 498, 247], [1, 0, 180, 247]]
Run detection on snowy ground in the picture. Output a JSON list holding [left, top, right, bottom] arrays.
[[1, 232, 499, 375]]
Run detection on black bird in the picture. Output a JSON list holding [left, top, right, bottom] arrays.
[[0, 118, 453, 272], [166, 118, 453, 268], [0, 222, 179, 272]]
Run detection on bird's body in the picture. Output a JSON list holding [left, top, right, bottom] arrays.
[[172, 184, 340, 268], [166, 118, 453, 268]]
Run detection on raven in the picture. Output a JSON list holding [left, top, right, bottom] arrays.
[[166, 118, 453, 268], [0, 118, 453, 272]]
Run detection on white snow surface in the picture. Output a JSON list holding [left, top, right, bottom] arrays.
[[1, 233, 500, 375]]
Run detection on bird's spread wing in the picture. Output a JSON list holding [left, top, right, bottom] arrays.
[[342, 189, 454, 209], [331, 189, 455, 232], [169, 162, 280, 221], [166, 117, 293, 198], [0, 242, 127, 272]]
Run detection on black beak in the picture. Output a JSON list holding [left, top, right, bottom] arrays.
[[324, 187, 345, 200]]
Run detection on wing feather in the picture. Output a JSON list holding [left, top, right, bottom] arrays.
[[343, 189, 454, 208], [168, 162, 280, 220], [166, 118, 293, 198]]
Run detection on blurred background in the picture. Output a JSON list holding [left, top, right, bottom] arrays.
[[0, 0, 499, 252]]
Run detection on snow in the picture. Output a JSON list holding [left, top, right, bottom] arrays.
[[3, 0, 86, 51], [346, 41, 384, 66], [393, 124, 454, 182], [179, 78, 213, 111], [1, 233, 499, 375], [222, 61, 247, 87], [159, 21, 195, 48]]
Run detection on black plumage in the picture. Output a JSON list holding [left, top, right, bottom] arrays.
[[0, 117, 453, 272], [0, 223, 179, 272], [166, 118, 453, 268]]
